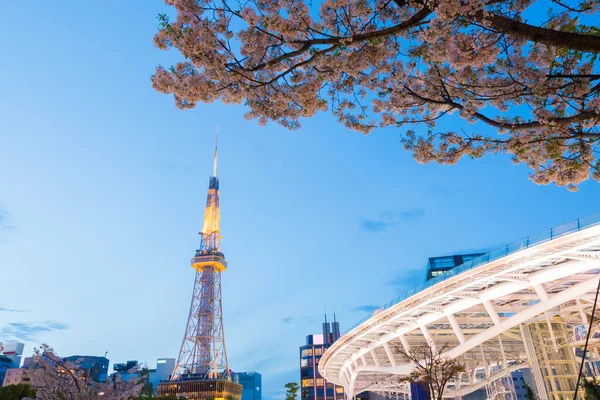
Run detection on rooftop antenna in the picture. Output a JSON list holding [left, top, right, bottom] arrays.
[[333, 307, 337, 323], [324, 307, 327, 323], [213, 125, 219, 177]]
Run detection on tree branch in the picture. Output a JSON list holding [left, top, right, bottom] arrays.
[[482, 13, 600, 53]]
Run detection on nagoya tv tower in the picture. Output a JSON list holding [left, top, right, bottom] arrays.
[[158, 128, 242, 400]]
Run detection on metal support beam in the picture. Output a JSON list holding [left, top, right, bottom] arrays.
[[544, 314, 558, 352], [482, 300, 501, 325], [383, 342, 397, 367], [498, 335, 508, 368], [533, 284, 549, 301], [369, 349, 381, 367], [420, 325, 437, 353], [577, 298, 589, 326], [447, 314, 466, 344], [398, 333, 411, 353]]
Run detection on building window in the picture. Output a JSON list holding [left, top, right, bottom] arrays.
[[302, 349, 313, 357], [302, 379, 314, 388], [316, 379, 324, 387], [430, 257, 455, 268], [314, 348, 322, 356], [335, 387, 344, 394]]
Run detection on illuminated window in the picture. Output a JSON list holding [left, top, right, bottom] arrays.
[[302, 379, 314, 388], [335, 387, 344, 394], [301, 349, 313, 357], [300, 359, 308, 367], [314, 348, 322, 356], [316, 379, 324, 387]]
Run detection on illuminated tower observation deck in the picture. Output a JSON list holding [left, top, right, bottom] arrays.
[[158, 130, 242, 400]]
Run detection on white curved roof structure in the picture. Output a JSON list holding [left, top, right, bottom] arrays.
[[319, 214, 600, 398]]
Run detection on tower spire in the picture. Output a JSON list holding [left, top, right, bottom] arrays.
[[213, 125, 219, 178], [199, 127, 222, 253]]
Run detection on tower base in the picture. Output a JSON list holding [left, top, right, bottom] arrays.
[[157, 379, 243, 400]]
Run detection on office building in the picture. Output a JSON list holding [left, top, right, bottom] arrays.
[[113, 358, 175, 394], [233, 371, 262, 400], [301, 315, 345, 400], [113, 360, 140, 382], [0, 356, 13, 387], [0, 342, 25, 386], [151, 358, 175, 390], [511, 368, 534, 400], [64, 355, 109, 382], [0, 342, 24, 368], [2, 368, 30, 386]]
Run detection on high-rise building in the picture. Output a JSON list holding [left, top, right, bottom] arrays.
[[301, 316, 345, 400], [424, 253, 484, 281], [157, 130, 242, 400], [0, 356, 13, 387], [511, 368, 534, 400], [152, 358, 176, 389], [233, 371, 262, 400], [0, 342, 24, 368], [322, 314, 341, 345], [331, 315, 340, 344], [0, 342, 25, 386], [64, 355, 109, 382]]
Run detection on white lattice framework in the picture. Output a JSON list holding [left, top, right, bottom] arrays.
[[319, 217, 600, 399]]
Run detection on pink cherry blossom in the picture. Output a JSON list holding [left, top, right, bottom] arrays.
[[153, 0, 600, 189]]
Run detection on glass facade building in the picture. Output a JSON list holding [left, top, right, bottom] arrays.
[[300, 315, 345, 400], [233, 371, 262, 400], [425, 253, 484, 281], [0, 342, 25, 387], [64, 355, 109, 382], [0, 356, 13, 387]]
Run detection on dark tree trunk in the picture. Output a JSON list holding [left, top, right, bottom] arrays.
[[483, 13, 600, 53]]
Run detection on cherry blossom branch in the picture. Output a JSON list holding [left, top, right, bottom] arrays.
[[481, 13, 600, 53]]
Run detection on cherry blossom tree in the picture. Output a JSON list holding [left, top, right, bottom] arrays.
[[152, 0, 600, 189], [23, 344, 142, 400]]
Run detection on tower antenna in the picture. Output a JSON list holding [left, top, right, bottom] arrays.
[[213, 125, 219, 177]]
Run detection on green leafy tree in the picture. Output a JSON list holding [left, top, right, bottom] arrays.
[[523, 381, 538, 400], [0, 383, 36, 400], [285, 382, 300, 400], [138, 367, 154, 398], [581, 377, 600, 400]]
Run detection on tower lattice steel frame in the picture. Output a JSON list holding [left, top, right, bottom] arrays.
[[158, 129, 241, 399]]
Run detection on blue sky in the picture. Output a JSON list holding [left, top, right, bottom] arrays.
[[1, 1, 600, 399]]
